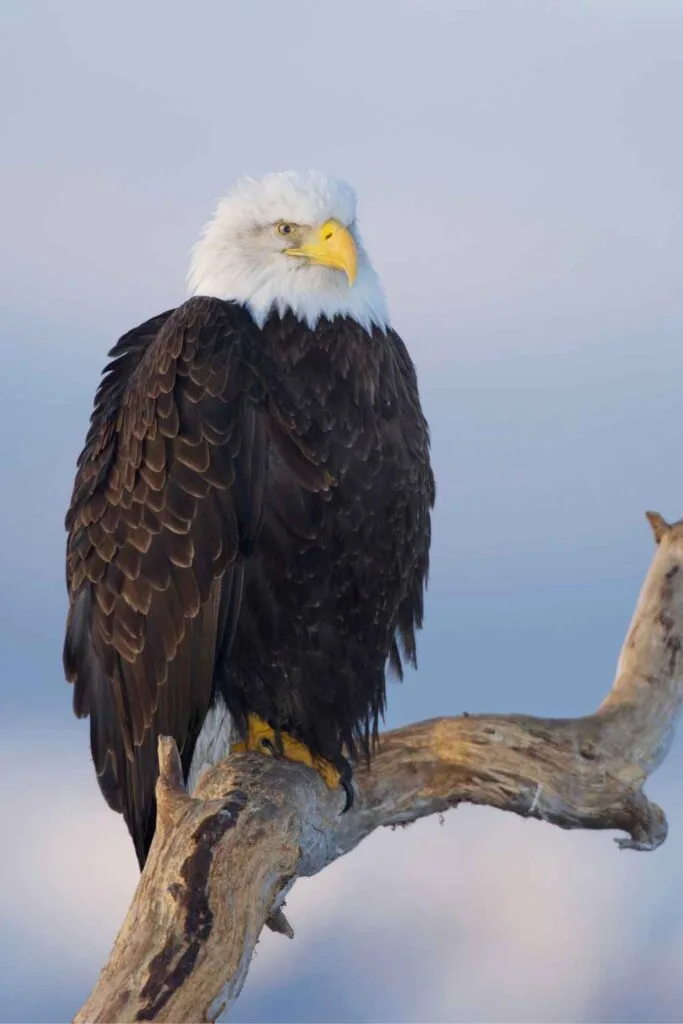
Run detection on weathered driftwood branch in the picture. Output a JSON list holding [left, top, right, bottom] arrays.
[[75, 513, 683, 1024]]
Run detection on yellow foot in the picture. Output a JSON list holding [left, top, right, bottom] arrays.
[[232, 713, 353, 807]]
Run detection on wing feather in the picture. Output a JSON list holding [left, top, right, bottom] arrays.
[[64, 297, 270, 866]]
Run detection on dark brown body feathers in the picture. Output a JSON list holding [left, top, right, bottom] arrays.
[[64, 297, 434, 866]]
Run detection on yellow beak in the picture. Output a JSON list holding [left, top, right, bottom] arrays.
[[284, 219, 358, 286]]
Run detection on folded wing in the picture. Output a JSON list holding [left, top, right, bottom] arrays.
[[64, 297, 272, 865]]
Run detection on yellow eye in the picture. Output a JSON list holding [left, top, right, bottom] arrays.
[[277, 222, 295, 236]]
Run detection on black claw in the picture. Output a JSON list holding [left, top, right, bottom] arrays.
[[335, 754, 354, 813], [340, 776, 354, 813]]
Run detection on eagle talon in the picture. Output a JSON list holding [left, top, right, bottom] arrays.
[[340, 776, 354, 813], [238, 714, 354, 807]]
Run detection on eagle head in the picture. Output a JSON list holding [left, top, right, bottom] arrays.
[[188, 170, 388, 333]]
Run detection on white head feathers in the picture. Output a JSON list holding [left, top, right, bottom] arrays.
[[188, 170, 389, 333]]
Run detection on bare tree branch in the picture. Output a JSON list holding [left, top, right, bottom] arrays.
[[74, 513, 683, 1023]]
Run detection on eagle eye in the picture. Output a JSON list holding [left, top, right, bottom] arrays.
[[277, 222, 294, 236]]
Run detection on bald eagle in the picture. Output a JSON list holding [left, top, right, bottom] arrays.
[[64, 171, 434, 868]]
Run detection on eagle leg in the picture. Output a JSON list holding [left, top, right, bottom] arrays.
[[233, 713, 354, 811]]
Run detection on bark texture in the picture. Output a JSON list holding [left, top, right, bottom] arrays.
[[75, 513, 683, 1023]]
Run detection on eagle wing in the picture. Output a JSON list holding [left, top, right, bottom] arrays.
[[64, 297, 283, 865], [385, 328, 435, 673]]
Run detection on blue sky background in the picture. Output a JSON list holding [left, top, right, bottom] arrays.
[[2, 1, 683, 1020]]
